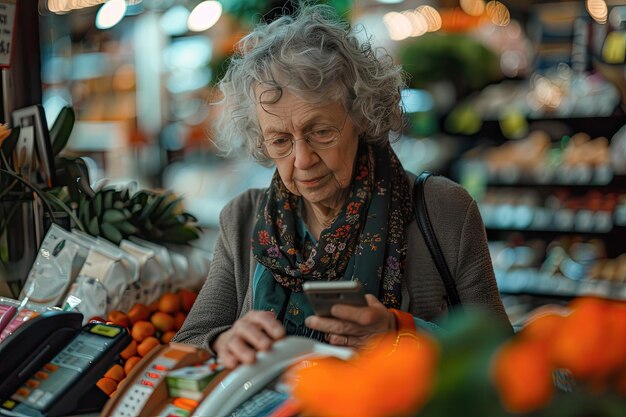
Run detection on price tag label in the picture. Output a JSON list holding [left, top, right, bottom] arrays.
[[0, 0, 16, 68]]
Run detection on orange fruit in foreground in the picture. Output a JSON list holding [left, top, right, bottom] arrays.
[[551, 297, 607, 379], [179, 289, 197, 313], [293, 332, 437, 417], [161, 331, 176, 344], [492, 340, 553, 414], [104, 364, 125, 382], [137, 336, 161, 357], [96, 377, 117, 396], [124, 356, 142, 376], [159, 293, 181, 314], [107, 310, 130, 328], [520, 312, 566, 346], [151, 311, 175, 332], [131, 320, 155, 343], [127, 303, 151, 325], [174, 311, 186, 331], [120, 340, 137, 360]]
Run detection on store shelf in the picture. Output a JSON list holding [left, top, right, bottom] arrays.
[[496, 268, 626, 300], [485, 167, 626, 188], [481, 205, 626, 233], [442, 108, 626, 141]]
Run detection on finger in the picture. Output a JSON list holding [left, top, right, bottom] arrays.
[[330, 306, 382, 328], [229, 337, 258, 365], [246, 311, 286, 339], [217, 349, 240, 369], [327, 333, 369, 349], [326, 333, 348, 346], [306, 315, 357, 336], [237, 321, 275, 351], [364, 293, 383, 307]]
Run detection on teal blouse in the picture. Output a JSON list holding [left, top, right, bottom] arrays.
[[252, 215, 441, 336]]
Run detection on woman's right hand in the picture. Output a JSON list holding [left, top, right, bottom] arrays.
[[213, 310, 286, 369]]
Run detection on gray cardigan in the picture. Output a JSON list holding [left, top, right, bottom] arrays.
[[173, 174, 510, 352]]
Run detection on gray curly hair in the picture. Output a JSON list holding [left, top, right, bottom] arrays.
[[214, 3, 405, 165]]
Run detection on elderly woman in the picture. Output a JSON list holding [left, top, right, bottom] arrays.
[[173, 4, 510, 368]]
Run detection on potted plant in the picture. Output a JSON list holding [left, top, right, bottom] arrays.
[[0, 107, 202, 298]]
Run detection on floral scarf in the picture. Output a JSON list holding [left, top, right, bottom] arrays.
[[251, 141, 414, 337]]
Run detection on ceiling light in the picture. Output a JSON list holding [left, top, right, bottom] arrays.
[[188, 1, 222, 32]]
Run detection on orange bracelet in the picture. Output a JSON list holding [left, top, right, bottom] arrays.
[[388, 308, 416, 333]]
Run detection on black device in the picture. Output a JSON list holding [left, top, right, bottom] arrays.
[[303, 281, 367, 317], [0, 311, 83, 401], [0, 322, 131, 417]]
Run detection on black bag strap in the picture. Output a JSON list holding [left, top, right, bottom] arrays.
[[413, 171, 462, 308]]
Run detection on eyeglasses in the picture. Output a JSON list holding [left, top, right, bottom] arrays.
[[259, 115, 348, 160]]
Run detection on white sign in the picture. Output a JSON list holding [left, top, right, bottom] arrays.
[[0, 0, 16, 68]]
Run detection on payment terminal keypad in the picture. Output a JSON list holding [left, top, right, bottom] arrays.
[[10, 331, 117, 411], [110, 356, 180, 417], [231, 389, 289, 417]]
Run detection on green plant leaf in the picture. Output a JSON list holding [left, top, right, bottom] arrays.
[[104, 189, 113, 210], [154, 197, 183, 226], [88, 216, 100, 236], [101, 222, 123, 244], [102, 209, 127, 224], [117, 221, 139, 235], [50, 106, 75, 156], [94, 192, 103, 220], [161, 224, 201, 244], [42, 190, 85, 232], [138, 194, 164, 223]]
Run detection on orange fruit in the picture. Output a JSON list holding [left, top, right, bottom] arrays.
[[151, 311, 175, 333], [521, 312, 566, 346], [104, 364, 125, 382], [96, 377, 117, 396], [107, 310, 130, 328], [492, 340, 553, 414], [551, 297, 608, 379], [127, 303, 151, 325], [148, 299, 160, 313], [292, 332, 437, 417], [161, 331, 176, 344], [131, 320, 155, 343], [120, 340, 137, 360], [137, 336, 161, 357], [173, 311, 186, 331], [159, 293, 181, 314], [124, 356, 142, 376], [178, 289, 198, 313], [116, 377, 128, 393]]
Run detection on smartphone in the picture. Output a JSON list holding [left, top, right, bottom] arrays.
[[303, 281, 367, 317]]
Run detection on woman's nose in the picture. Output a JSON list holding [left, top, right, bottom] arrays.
[[293, 139, 319, 169]]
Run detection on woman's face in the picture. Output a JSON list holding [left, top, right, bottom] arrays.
[[255, 88, 360, 208]]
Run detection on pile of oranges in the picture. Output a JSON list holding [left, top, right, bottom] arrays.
[[492, 296, 626, 413], [95, 288, 198, 397]]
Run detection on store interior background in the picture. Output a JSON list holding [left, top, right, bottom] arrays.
[[28, 0, 626, 324]]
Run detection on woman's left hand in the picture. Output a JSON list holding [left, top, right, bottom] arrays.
[[304, 294, 397, 349]]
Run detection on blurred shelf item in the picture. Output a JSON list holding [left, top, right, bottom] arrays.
[[484, 165, 626, 187], [483, 212, 623, 234], [496, 268, 626, 301], [162, 158, 275, 228]]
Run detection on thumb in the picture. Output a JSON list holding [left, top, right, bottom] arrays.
[[365, 293, 383, 307]]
